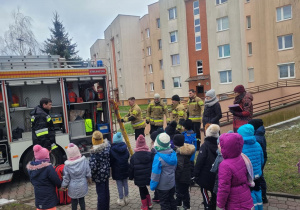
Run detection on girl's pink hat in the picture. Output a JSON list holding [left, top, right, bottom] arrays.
[[66, 143, 81, 161], [33, 145, 50, 161]]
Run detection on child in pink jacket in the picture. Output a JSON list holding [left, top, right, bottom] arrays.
[[217, 133, 253, 210]]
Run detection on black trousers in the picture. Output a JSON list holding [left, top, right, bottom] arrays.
[[175, 182, 190, 208], [96, 181, 110, 210], [135, 128, 145, 140], [157, 187, 177, 210], [200, 187, 216, 210], [139, 186, 149, 200], [150, 125, 163, 134], [71, 197, 85, 210], [192, 122, 201, 150]]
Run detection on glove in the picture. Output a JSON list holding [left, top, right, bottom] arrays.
[[146, 120, 150, 124], [128, 116, 136, 121], [121, 119, 125, 123]]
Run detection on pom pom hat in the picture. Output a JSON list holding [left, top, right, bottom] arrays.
[[92, 131, 103, 145], [33, 145, 49, 161], [66, 143, 81, 161], [113, 132, 123, 144]]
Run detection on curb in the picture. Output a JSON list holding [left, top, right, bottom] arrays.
[[267, 192, 300, 200]]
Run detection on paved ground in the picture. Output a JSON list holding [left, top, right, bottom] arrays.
[[1, 134, 300, 209]]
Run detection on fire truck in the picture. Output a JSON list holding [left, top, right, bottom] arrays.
[[0, 55, 114, 183]]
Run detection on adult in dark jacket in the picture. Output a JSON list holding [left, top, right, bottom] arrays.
[[202, 89, 222, 129], [27, 145, 61, 210], [194, 124, 219, 210], [173, 134, 195, 210]]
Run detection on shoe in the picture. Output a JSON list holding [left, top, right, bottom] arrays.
[[262, 196, 268, 204], [124, 196, 129, 205], [117, 198, 125, 206], [141, 199, 149, 210], [146, 194, 152, 208]]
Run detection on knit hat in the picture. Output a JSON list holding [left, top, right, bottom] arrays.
[[154, 93, 160, 99], [150, 128, 164, 142], [92, 131, 104, 145], [206, 124, 220, 138], [171, 94, 180, 102], [66, 143, 81, 161], [165, 121, 177, 138], [234, 85, 246, 94], [205, 89, 216, 98], [113, 132, 123, 144], [248, 119, 263, 131], [173, 134, 185, 147], [135, 134, 149, 152], [183, 119, 193, 130], [154, 133, 170, 151], [33, 145, 49, 161]]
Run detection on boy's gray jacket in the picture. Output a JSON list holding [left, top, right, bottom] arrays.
[[62, 156, 91, 199]]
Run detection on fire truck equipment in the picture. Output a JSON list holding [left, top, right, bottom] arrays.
[[68, 91, 77, 103]]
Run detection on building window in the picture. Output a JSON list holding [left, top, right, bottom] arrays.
[[149, 64, 153, 73], [248, 68, 254, 82], [216, 0, 227, 5], [146, 28, 150, 38], [145, 83, 147, 92], [119, 68, 122, 78], [218, 44, 230, 58], [170, 31, 178, 43], [161, 80, 165, 90], [173, 77, 181, 88], [120, 85, 123, 94], [219, 70, 232, 84], [193, 1, 199, 15], [276, 5, 292, 22], [217, 16, 229, 31], [158, 39, 162, 49], [195, 36, 201, 51], [171, 54, 180, 66], [194, 19, 200, 33], [246, 0, 250, 3], [248, 42, 252, 55], [278, 63, 295, 79], [169, 7, 177, 20], [159, 59, 163, 69], [117, 51, 120, 61], [278, 34, 293, 50], [147, 47, 151, 56], [157, 18, 160, 28], [246, 16, 251, 29], [197, 60, 203, 75], [150, 83, 154, 91]]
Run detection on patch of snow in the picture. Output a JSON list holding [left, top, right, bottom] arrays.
[[0, 198, 16, 206]]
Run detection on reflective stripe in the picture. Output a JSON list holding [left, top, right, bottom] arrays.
[[132, 120, 145, 128], [172, 110, 177, 114], [35, 128, 49, 137], [177, 110, 185, 116], [198, 101, 204, 106], [132, 110, 138, 115], [189, 117, 202, 120], [46, 115, 51, 122], [31, 118, 35, 122], [150, 118, 163, 122], [189, 102, 197, 105]]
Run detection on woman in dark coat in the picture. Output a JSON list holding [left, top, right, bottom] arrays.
[[202, 89, 222, 130]]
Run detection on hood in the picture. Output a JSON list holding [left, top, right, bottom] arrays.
[[255, 126, 265, 136], [111, 142, 128, 153], [182, 131, 196, 144], [90, 139, 110, 154], [219, 133, 244, 159], [238, 124, 256, 144], [30, 105, 49, 116], [176, 143, 195, 156], [26, 161, 52, 178], [64, 156, 87, 177], [204, 136, 218, 153], [157, 148, 177, 166]]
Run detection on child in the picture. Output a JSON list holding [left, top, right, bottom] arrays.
[[27, 145, 61, 210], [238, 124, 264, 210], [129, 134, 154, 210], [61, 143, 91, 210], [150, 133, 177, 210], [194, 124, 219, 210], [110, 132, 130, 206], [173, 134, 195, 210], [165, 121, 178, 149], [217, 133, 253, 209], [89, 131, 111, 210]]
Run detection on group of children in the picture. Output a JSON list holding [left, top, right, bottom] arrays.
[[27, 118, 268, 210]]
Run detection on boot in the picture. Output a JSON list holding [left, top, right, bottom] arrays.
[[141, 199, 149, 210], [146, 194, 153, 208]]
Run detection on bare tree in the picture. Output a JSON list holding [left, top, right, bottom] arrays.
[[0, 8, 41, 55]]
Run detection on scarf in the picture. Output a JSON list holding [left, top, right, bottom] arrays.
[[234, 92, 246, 104], [205, 96, 219, 107], [241, 153, 255, 187]]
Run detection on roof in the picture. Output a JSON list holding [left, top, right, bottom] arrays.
[[185, 75, 210, 82]]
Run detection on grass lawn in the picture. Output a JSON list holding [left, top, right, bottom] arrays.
[[1, 203, 35, 210], [118, 122, 134, 135]]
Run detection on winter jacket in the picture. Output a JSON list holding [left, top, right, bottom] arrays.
[[89, 140, 111, 183], [175, 143, 195, 184], [202, 102, 222, 128], [27, 161, 61, 209], [110, 142, 130, 180], [123, 103, 146, 130], [210, 149, 223, 194], [254, 126, 267, 166], [129, 151, 154, 187], [61, 156, 91, 199], [30, 105, 55, 150], [182, 130, 197, 161], [146, 100, 170, 126], [187, 96, 204, 122], [194, 136, 218, 191], [217, 133, 253, 210], [238, 124, 264, 179], [150, 148, 177, 191]]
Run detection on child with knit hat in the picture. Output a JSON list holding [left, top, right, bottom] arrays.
[[61, 143, 91, 210], [27, 145, 61, 210], [110, 132, 130, 206], [129, 134, 154, 210], [89, 130, 111, 210], [150, 133, 177, 210]]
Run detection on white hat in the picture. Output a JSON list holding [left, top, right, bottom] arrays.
[[206, 124, 220, 138], [154, 133, 170, 150], [154, 93, 160, 99]]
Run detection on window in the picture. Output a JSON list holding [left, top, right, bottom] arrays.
[[169, 7, 177, 20], [218, 44, 230, 58], [157, 18, 160, 28], [246, 0, 250, 3], [246, 16, 251, 29], [194, 19, 200, 33], [248, 42, 252, 55], [171, 54, 180, 66], [278, 34, 293, 50], [120, 85, 123, 94], [278, 63, 295, 79], [146, 28, 150, 38], [158, 39, 162, 49], [117, 51, 120, 60], [219, 70, 232, 84], [195, 36, 201, 51], [173, 77, 181, 88], [217, 16, 229, 31], [145, 83, 147, 92], [119, 68, 122, 78], [193, 1, 199, 15], [170, 31, 178, 43], [150, 83, 154, 91], [159, 59, 163, 69], [216, 0, 227, 5], [147, 47, 151, 56], [149, 64, 153, 73], [161, 80, 165, 89], [248, 68, 254, 82], [277, 5, 292, 22], [197, 60, 203, 75]]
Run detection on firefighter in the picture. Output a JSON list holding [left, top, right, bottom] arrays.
[[171, 94, 186, 132], [121, 97, 146, 140], [186, 89, 204, 150], [146, 93, 170, 134], [30, 98, 56, 151]]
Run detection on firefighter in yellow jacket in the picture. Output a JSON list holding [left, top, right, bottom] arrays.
[[121, 97, 146, 140], [186, 89, 204, 150], [146, 93, 170, 134], [171, 94, 186, 132]]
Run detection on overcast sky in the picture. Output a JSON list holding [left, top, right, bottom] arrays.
[[0, 0, 158, 60]]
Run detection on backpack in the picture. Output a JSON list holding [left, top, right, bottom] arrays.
[[54, 164, 72, 205]]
